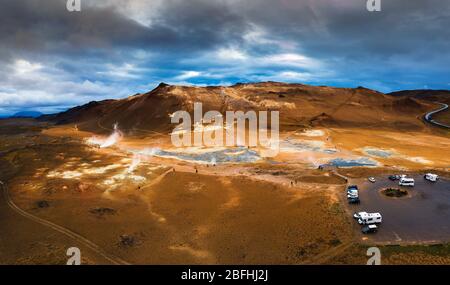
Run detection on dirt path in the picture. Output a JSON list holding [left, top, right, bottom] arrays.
[[302, 241, 354, 265], [140, 168, 174, 191], [331, 169, 349, 183], [0, 181, 130, 265]]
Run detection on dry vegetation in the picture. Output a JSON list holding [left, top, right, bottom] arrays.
[[1, 83, 449, 264]]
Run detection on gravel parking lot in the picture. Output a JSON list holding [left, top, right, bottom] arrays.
[[346, 175, 450, 244]]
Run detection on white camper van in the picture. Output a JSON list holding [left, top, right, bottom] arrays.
[[424, 173, 439, 182], [399, 177, 415, 187], [357, 212, 382, 225]]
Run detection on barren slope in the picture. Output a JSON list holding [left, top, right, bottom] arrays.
[[42, 82, 440, 134]]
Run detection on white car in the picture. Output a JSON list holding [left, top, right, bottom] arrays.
[[424, 173, 439, 182], [399, 177, 415, 187], [368, 177, 376, 183]]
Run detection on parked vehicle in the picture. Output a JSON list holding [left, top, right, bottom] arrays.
[[399, 177, 415, 187], [362, 224, 378, 234], [353, 211, 367, 219], [388, 175, 399, 181], [424, 173, 439, 182], [358, 212, 382, 225], [346, 185, 360, 203], [368, 177, 376, 183], [347, 186, 358, 195], [347, 185, 358, 194]]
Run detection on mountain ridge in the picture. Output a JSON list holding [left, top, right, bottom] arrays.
[[40, 82, 449, 133]]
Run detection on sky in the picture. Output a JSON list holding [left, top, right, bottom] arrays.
[[0, 0, 450, 116]]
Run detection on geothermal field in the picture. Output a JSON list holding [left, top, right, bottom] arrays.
[[0, 83, 449, 265]]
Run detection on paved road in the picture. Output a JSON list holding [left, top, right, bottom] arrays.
[[424, 102, 450, 129], [0, 181, 130, 265]]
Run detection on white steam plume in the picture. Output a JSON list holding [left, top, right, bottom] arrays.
[[128, 154, 142, 173], [86, 122, 123, 148]]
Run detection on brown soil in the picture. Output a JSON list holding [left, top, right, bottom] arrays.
[[1, 82, 449, 265], [43, 82, 435, 134]]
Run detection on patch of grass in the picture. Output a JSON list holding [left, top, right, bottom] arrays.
[[382, 188, 408, 197]]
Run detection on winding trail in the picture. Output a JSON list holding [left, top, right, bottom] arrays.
[[424, 102, 450, 129], [302, 241, 354, 265], [140, 168, 174, 191], [0, 181, 130, 265]]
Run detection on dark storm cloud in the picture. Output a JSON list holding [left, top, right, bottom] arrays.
[[0, 1, 169, 60], [229, 0, 450, 58], [1, 0, 450, 115], [0, 0, 248, 59], [2, 0, 449, 62]]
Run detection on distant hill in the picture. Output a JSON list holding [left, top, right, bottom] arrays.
[[41, 82, 445, 134], [388, 90, 450, 104], [11, 111, 43, 118]]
